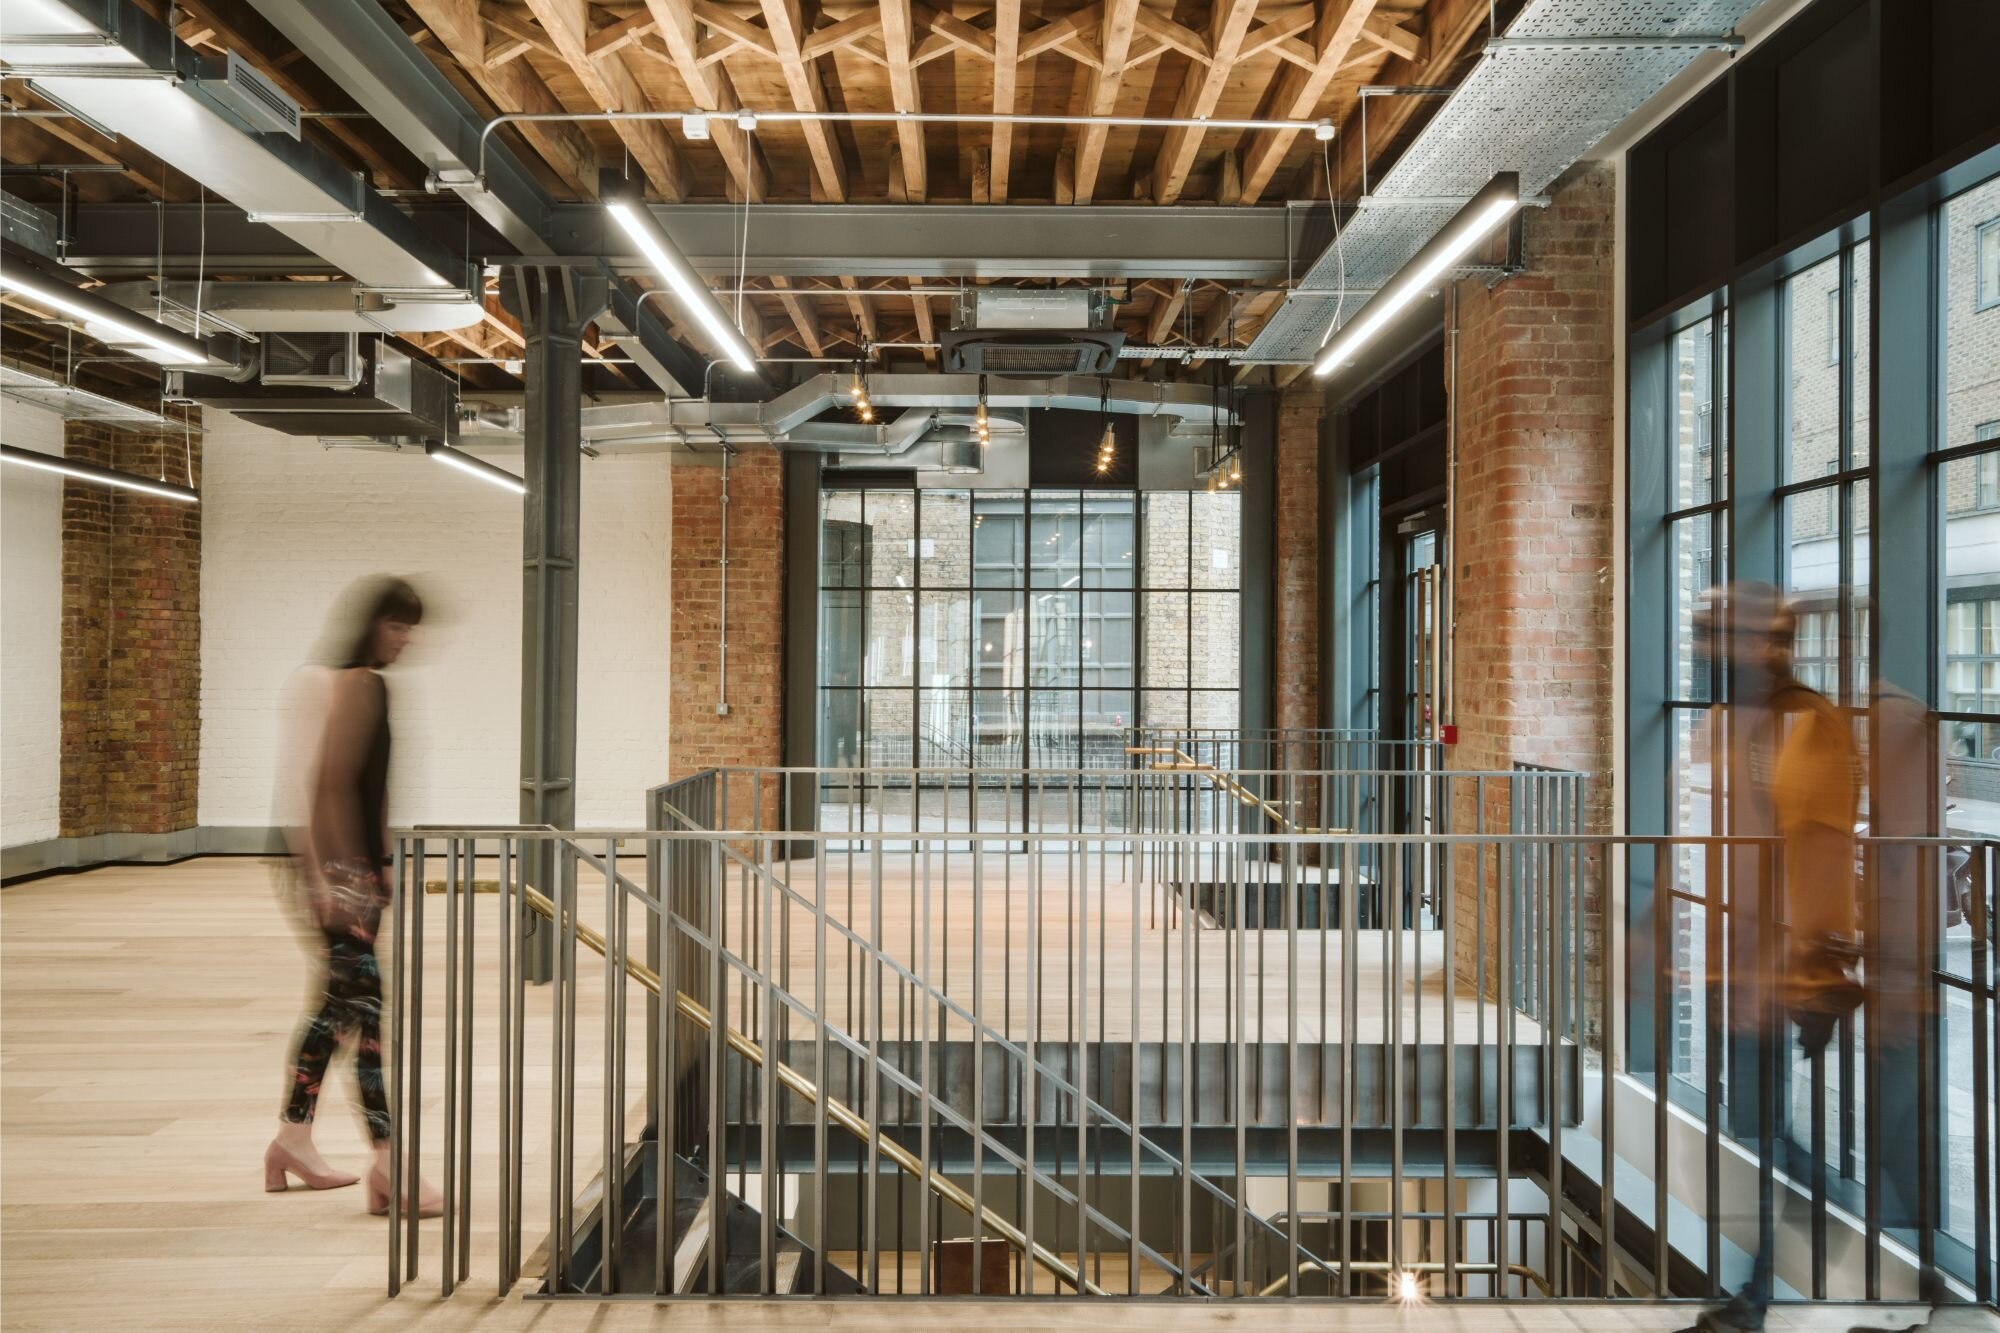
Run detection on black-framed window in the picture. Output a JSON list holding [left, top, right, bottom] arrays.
[[816, 486, 1239, 777]]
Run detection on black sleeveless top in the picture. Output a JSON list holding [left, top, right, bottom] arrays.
[[355, 670, 392, 866]]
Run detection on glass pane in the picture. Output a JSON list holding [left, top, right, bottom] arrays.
[[1784, 253, 1844, 484], [865, 687, 914, 767], [1671, 514, 1716, 703], [973, 589, 1024, 692], [866, 490, 918, 589], [1189, 689, 1238, 728], [1081, 494, 1136, 588], [1028, 589, 1081, 688], [819, 688, 865, 767], [821, 588, 864, 688], [922, 490, 973, 587], [1082, 590, 1134, 687], [1850, 241, 1871, 467], [1189, 591, 1239, 688], [1851, 483, 1871, 695], [1190, 490, 1241, 589], [1141, 689, 1188, 729], [1142, 491, 1190, 587], [1142, 591, 1189, 688], [1030, 493, 1082, 588], [1943, 176, 2000, 451], [918, 590, 971, 687], [972, 689, 1021, 765], [1672, 318, 1718, 510], [1082, 689, 1135, 768], [917, 689, 973, 767], [1783, 485, 1841, 696], [973, 493, 1026, 588], [867, 589, 915, 687], [1025, 690, 1078, 768], [822, 492, 866, 586]]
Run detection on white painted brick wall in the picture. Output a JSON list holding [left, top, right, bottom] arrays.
[[199, 413, 670, 831], [1, 399, 66, 848]]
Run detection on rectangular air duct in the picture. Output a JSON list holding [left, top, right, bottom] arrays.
[[175, 339, 451, 441]]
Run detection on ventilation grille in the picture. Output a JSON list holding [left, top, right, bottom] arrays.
[[190, 52, 302, 140], [940, 330, 1125, 376]]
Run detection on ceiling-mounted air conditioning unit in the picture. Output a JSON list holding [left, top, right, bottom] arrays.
[[942, 287, 1124, 375]]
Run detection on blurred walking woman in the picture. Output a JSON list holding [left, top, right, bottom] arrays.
[[264, 576, 439, 1217]]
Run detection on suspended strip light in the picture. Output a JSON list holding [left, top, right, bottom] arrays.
[[1312, 172, 1520, 378], [1, 443, 197, 502], [603, 189, 757, 373], [426, 442, 526, 494], [0, 255, 213, 368]]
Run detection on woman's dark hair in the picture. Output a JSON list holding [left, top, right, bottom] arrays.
[[322, 575, 424, 668]]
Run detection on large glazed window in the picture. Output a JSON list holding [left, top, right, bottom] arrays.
[[817, 487, 1239, 775]]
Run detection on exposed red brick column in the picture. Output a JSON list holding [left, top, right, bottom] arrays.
[[670, 445, 784, 820], [1274, 381, 1323, 747], [1445, 162, 1616, 1005], [59, 412, 202, 838]]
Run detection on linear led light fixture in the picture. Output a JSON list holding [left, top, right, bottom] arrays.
[[425, 442, 525, 494], [603, 190, 757, 374], [1, 443, 198, 502], [1313, 172, 1520, 378], [0, 255, 214, 367]]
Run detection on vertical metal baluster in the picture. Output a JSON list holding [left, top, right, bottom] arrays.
[[1547, 835, 1563, 1298], [498, 840, 516, 1292], [972, 834, 986, 1291], [388, 838, 405, 1296], [409, 839, 426, 1285], [1974, 845, 1994, 1305], [918, 833, 934, 1296], [1180, 831, 1195, 1294], [706, 838, 725, 1295], [459, 839, 476, 1287], [866, 838, 883, 1294], [1497, 841, 1512, 1297], [1598, 835, 1616, 1300], [1340, 839, 1357, 1297], [1443, 827, 1458, 1297], [603, 840, 622, 1295], [1652, 841, 1671, 1296], [547, 842, 566, 1293], [1076, 830, 1090, 1295], [1917, 840, 1938, 1286], [762, 830, 779, 1295], [442, 840, 458, 1296], [1234, 825, 1248, 1295], [1286, 836, 1300, 1297], [1024, 835, 1039, 1296], [1391, 841, 1405, 1291], [812, 849, 829, 1295], [1863, 839, 1882, 1300], [1705, 840, 1723, 1293], [656, 834, 674, 1297], [1130, 813, 1142, 1294], [563, 845, 582, 1292]]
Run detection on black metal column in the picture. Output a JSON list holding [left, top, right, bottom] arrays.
[[505, 266, 608, 984]]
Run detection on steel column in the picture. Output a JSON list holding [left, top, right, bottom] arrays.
[[507, 266, 608, 985]]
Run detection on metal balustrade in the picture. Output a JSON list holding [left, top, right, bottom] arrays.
[[379, 767, 1998, 1313]]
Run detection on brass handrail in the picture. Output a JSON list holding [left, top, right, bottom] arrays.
[[423, 879, 1104, 1295], [1125, 746, 1350, 835]]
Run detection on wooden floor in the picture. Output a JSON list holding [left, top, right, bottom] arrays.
[[1, 855, 1981, 1333]]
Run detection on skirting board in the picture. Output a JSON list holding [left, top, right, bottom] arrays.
[[2, 826, 286, 882]]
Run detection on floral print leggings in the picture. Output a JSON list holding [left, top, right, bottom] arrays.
[[282, 922, 390, 1142]]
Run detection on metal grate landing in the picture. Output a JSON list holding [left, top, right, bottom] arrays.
[[1245, 0, 1764, 363]]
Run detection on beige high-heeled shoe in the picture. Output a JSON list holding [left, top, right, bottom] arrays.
[[366, 1167, 443, 1219], [263, 1141, 360, 1192]]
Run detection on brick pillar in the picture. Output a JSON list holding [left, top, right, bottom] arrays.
[[1273, 381, 1323, 747], [59, 412, 203, 838], [1445, 163, 1616, 1017], [670, 445, 784, 824]]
